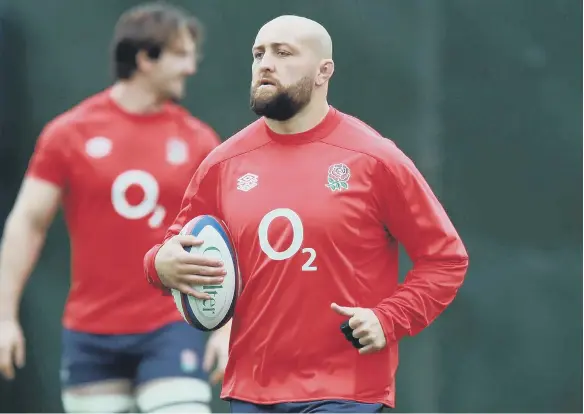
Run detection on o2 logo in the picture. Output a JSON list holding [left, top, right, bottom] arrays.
[[258, 208, 317, 271], [111, 170, 166, 228]]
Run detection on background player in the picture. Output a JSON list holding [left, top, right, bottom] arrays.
[[144, 14, 469, 413], [0, 3, 227, 413]]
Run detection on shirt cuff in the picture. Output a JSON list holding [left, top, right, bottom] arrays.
[[144, 244, 169, 293]]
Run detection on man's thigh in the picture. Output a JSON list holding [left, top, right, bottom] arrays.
[[134, 321, 212, 413], [60, 328, 137, 412], [60, 328, 137, 388]]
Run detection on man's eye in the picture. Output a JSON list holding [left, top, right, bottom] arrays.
[[253, 52, 263, 59]]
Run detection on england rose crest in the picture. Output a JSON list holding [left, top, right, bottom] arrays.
[[325, 163, 351, 191]]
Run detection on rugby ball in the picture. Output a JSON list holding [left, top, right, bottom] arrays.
[[171, 215, 241, 331]]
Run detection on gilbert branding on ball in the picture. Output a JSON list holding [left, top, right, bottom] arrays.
[[171, 215, 240, 331]]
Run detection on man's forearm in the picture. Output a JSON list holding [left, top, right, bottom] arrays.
[[373, 255, 468, 343], [0, 216, 47, 320]]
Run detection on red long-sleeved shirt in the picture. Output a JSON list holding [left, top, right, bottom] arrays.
[[144, 107, 468, 408]]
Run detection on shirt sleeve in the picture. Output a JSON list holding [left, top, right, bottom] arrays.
[[144, 160, 221, 290], [371, 142, 469, 343], [184, 115, 222, 158], [25, 120, 71, 188], [200, 124, 222, 149]]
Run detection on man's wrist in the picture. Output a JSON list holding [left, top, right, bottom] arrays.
[[218, 318, 233, 334], [0, 308, 18, 322]]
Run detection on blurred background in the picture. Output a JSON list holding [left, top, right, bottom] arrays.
[[0, 0, 581, 412]]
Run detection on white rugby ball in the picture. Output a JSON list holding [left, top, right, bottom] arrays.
[[171, 215, 241, 331]]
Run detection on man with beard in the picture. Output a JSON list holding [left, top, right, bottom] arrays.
[[144, 14, 469, 413], [0, 3, 225, 413]]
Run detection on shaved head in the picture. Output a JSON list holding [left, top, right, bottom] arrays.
[[256, 15, 333, 60], [250, 15, 335, 121]]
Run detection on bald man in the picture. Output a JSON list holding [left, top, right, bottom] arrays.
[[144, 15, 468, 413]]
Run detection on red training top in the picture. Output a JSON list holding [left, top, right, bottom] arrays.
[[144, 107, 468, 407], [27, 89, 220, 334]]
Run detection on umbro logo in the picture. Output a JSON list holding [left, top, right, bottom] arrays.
[[237, 173, 258, 192]]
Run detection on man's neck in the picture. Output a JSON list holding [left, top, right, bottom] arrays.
[[264, 99, 330, 135], [109, 81, 165, 114]]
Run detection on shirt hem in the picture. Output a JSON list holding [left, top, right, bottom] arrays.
[[25, 171, 65, 189], [220, 392, 394, 409], [62, 314, 183, 335]]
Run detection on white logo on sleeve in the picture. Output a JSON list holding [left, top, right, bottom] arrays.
[[85, 136, 112, 158], [237, 173, 259, 192], [166, 137, 188, 165]]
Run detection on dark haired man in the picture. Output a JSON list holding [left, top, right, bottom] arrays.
[[0, 3, 225, 412]]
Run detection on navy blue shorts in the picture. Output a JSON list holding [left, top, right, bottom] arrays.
[[229, 399, 387, 413], [60, 321, 208, 388]]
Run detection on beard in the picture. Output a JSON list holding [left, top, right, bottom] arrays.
[[250, 76, 313, 121], [164, 85, 185, 103], [154, 77, 187, 103], [153, 87, 183, 105]]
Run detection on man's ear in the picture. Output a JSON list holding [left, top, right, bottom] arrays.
[[316, 59, 334, 86], [135, 49, 155, 74]]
